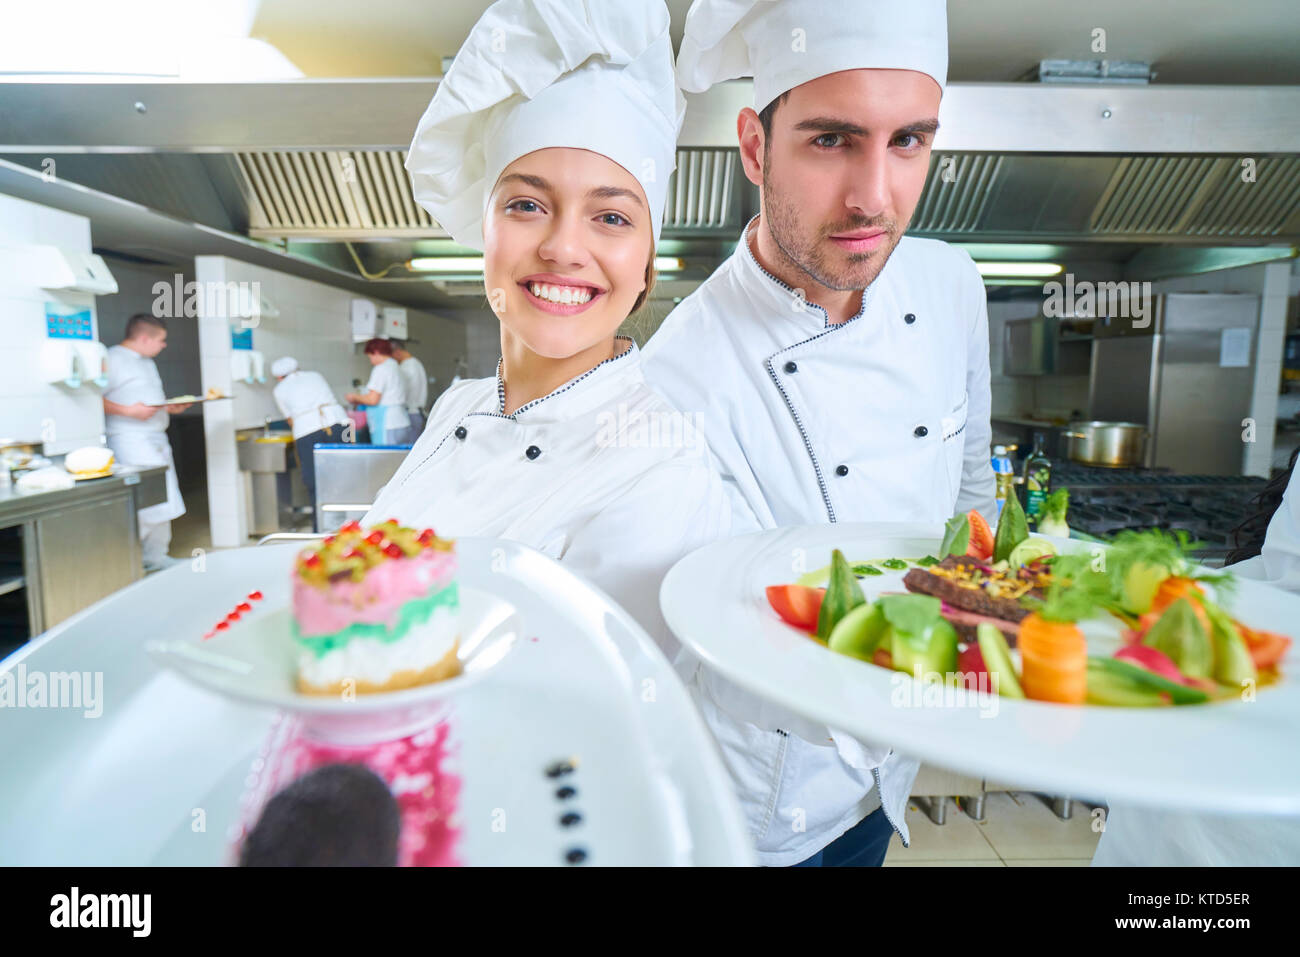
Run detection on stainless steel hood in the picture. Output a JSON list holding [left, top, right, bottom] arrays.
[[2, 80, 1297, 303]]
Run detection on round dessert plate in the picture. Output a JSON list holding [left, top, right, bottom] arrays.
[[147, 585, 518, 743], [661, 521, 1300, 815]]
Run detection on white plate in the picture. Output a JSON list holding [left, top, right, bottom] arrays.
[[0, 540, 753, 865], [661, 522, 1300, 814], [146, 586, 518, 744]]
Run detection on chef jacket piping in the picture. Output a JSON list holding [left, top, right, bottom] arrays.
[[494, 335, 637, 417], [739, 215, 873, 329], [391, 336, 638, 493], [873, 761, 907, 846], [742, 217, 883, 524]]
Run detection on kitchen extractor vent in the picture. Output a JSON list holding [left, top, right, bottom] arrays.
[[910, 154, 1005, 233], [236, 150, 441, 239], [1090, 155, 1300, 237], [1187, 155, 1300, 237], [663, 149, 738, 230]]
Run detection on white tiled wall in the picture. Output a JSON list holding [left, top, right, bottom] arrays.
[[195, 256, 468, 547], [0, 192, 106, 454]]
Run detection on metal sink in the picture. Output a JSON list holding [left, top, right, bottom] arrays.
[[237, 430, 293, 473]]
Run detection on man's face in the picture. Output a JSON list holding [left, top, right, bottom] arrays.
[[138, 329, 167, 357], [754, 69, 941, 292]]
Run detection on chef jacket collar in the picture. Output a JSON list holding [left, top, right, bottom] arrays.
[[737, 215, 879, 330], [492, 335, 639, 422]]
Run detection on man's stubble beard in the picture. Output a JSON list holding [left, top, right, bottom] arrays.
[[761, 150, 904, 294]]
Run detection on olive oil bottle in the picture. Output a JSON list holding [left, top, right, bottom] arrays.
[[1023, 432, 1052, 524]]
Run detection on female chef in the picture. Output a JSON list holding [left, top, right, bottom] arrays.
[[346, 339, 412, 445], [362, 0, 736, 658]]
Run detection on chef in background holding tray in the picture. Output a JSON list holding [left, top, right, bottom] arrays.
[[102, 313, 192, 572]]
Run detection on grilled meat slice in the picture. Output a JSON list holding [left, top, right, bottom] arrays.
[[902, 565, 1033, 623]]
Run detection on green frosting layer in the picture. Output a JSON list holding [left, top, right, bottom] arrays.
[[293, 582, 459, 659]]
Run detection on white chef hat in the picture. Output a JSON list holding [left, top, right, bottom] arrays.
[[271, 356, 298, 377], [406, 0, 685, 250], [678, 0, 948, 113]]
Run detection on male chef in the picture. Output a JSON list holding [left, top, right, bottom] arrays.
[[102, 313, 192, 571], [390, 339, 429, 437], [642, 0, 995, 866]]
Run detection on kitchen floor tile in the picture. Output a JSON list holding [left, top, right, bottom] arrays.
[[1004, 858, 1092, 866], [975, 792, 1103, 860], [884, 800, 1003, 862], [885, 859, 1006, 866]]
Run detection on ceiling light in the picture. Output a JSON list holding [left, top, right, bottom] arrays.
[[974, 262, 1064, 278]]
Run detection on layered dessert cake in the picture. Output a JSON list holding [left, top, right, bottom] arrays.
[[292, 519, 460, 695]]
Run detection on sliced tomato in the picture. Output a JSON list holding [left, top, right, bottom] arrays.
[[765, 585, 826, 632], [965, 509, 994, 561], [1237, 623, 1291, 671]]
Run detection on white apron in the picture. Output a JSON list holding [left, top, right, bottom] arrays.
[[363, 339, 734, 665], [642, 219, 995, 863], [103, 344, 185, 524]]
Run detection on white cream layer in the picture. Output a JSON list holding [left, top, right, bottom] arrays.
[[297, 604, 459, 687]]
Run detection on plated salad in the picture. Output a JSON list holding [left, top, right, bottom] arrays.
[[764, 494, 1290, 707]]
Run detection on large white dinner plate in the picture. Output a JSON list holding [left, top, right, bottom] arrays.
[[0, 540, 752, 866], [661, 522, 1300, 815]]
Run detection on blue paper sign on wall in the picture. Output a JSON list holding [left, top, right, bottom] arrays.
[[231, 327, 253, 350], [45, 303, 93, 340]]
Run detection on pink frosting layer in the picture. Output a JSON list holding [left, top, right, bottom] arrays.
[[293, 549, 457, 637]]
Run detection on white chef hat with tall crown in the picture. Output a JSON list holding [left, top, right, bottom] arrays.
[[676, 0, 948, 113], [405, 0, 686, 250]]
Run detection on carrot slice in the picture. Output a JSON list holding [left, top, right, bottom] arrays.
[[1018, 612, 1087, 704]]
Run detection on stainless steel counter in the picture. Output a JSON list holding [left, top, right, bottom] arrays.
[[0, 459, 167, 638], [313, 443, 411, 532]]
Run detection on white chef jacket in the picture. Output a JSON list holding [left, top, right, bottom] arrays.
[[102, 343, 184, 524], [362, 338, 733, 667], [399, 355, 429, 414], [364, 358, 411, 433], [1093, 465, 1300, 867], [641, 217, 996, 863], [272, 370, 350, 441]]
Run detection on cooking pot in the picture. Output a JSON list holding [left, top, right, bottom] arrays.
[[1062, 421, 1147, 468]]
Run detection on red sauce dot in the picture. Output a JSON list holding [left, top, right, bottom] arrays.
[[237, 602, 252, 613], [203, 631, 215, 640], [248, 590, 263, 601], [227, 612, 241, 622], [215, 620, 230, 631]]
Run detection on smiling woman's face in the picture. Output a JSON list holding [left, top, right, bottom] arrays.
[[483, 148, 652, 359]]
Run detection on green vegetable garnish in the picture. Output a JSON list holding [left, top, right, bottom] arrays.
[[1141, 597, 1213, 680], [1103, 528, 1234, 615], [916, 555, 941, 567], [815, 549, 866, 640], [939, 513, 971, 558], [851, 563, 883, 577], [881, 558, 909, 570], [1030, 550, 1108, 624], [993, 492, 1029, 563]]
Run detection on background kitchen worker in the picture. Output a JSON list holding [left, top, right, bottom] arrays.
[[345, 338, 412, 445], [642, 0, 994, 866], [389, 339, 429, 437], [271, 356, 351, 529], [102, 313, 192, 572], [1093, 458, 1300, 866]]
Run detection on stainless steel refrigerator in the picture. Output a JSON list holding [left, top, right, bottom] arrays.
[[1088, 293, 1261, 475]]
